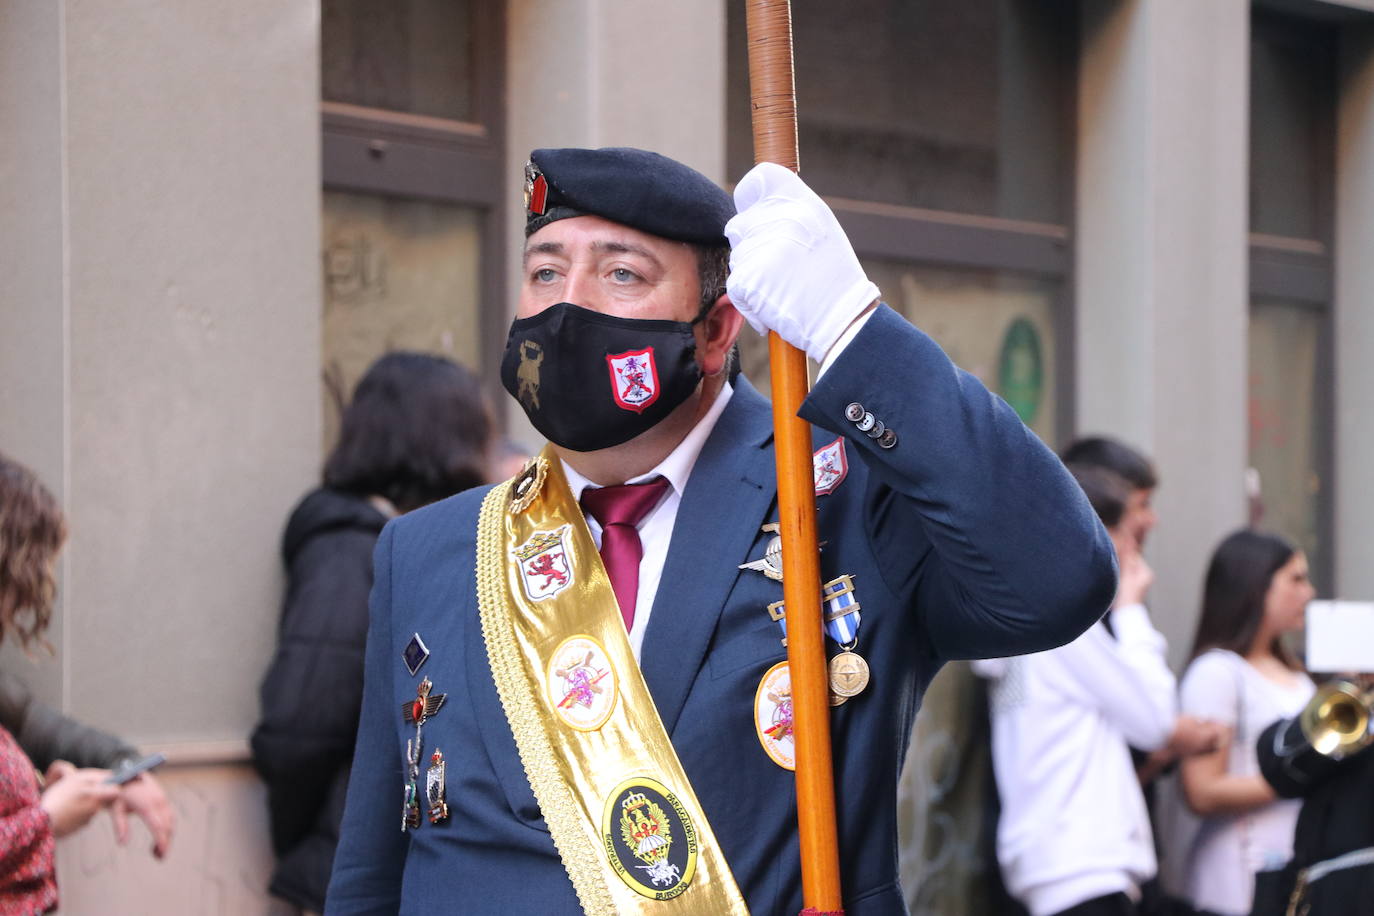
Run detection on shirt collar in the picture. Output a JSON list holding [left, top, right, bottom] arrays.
[[562, 381, 734, 499]]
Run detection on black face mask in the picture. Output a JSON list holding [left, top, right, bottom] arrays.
[[500, 302, 703, 452]]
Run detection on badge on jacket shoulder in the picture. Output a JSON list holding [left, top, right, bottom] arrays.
[[813, 437, 848, 496]]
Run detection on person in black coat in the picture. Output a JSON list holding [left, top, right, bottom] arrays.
[[250, 352, 493, 912], [1254, 683, 1374, 916]]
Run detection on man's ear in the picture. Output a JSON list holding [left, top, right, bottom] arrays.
[[697, 294, 744, 377]]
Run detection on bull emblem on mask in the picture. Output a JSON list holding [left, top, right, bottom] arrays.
[[517, 340, 543, 410]]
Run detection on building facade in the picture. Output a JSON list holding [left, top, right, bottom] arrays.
[[2, 0, 1373, 912]]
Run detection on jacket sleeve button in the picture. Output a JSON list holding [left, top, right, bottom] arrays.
[[865, 419, 886, 439], [845, 402, 865, 422], [877, 428, 898, 449], [856, 411, 876, 433]]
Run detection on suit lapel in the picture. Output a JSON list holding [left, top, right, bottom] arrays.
[[639, 377, 776, 735]]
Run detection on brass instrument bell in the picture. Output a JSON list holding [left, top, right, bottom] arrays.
[[1299, 679, 1374, 760]]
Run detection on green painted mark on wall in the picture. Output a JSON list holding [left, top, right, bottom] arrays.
[[998, 317, 1043, 425]]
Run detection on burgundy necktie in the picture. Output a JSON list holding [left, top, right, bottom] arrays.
[[580, 477, 670, 631]]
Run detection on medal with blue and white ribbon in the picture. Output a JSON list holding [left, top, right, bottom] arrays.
[[821, 575, 869, 704], [758, 571, 869, 706]]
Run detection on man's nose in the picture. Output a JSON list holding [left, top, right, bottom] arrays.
[[561, 266, 594, 308]]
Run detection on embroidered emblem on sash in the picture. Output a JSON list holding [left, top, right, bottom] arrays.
[[513, 525, 574, 601], [547, 635, 618, 731], [602, 777, 698, 900], [813, 437, 848, 496], [754, 661, 796, 770], [606, 348, 661, 413]]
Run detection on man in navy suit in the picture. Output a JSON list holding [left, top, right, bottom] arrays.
[[326, 147, 1117, 915]]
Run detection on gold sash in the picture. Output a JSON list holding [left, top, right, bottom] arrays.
[[475, 447, 750, 915]]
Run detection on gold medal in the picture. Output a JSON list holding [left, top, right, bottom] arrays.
[[828, 650, 870, 700]]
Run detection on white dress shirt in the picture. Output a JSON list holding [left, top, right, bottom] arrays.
[[562, 381, 734, 661], [972, 603, 1178, 916]]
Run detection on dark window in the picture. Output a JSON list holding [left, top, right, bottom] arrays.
[[1250, 13, 1335, 240], [1247, 10, 1335, 592], [728, 0, 1077, 223], [322, 0, 475, 122], [727, 0, 1077, 446], [319, 0, 505, 449]]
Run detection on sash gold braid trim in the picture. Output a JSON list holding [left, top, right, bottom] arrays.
[[475, 481, 618, 915]]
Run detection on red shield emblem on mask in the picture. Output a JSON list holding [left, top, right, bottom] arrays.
[[606, 348, 661, 413]]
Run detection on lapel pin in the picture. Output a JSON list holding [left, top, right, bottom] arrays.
[[402, 632, 430, 677], [739, 523, 784, 581], [400, 678, 446, 833], [403, 677, 447, 725], [426, 749, 449, 824]]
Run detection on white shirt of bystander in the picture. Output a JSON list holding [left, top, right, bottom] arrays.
[[975, 602, 1177, 916]]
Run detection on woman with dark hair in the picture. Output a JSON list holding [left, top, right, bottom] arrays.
[[321, 352, 493, 513], [251, 353, 493, 914], [1174, 529, 1315, 916], [0, 453, 131, 913]]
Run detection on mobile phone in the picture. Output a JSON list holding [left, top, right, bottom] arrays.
[[105, 752, 166, 785]]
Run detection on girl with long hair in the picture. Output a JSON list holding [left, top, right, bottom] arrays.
[[0, 453, 123, 914], [1176, 529, 1315, 916]]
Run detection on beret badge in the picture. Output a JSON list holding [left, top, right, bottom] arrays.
[[524, 160, 549, 216]]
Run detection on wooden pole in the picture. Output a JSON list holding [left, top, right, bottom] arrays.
[[744, 2, 845, 912]]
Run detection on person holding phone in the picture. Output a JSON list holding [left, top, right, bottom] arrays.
[[0, 453, 116, 912]]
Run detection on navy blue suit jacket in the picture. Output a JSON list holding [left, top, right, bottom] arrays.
[[327, 306, 1117, 915]]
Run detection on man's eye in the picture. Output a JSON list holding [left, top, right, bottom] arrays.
[[532, 268, 557, 282], [610, 268, 640, 283]]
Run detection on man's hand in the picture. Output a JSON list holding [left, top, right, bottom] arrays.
[[110, 773, 175, 859], [1112, 536, 1154, 608], [724, 162, 880, 364], [40, 760, 121, 839]]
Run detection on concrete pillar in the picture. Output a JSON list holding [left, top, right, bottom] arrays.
[[0, 0, 68, 702], [1335, 27, 1374, 599], [1075, 0, 1251, 663], [503, 0, 728, 442], [0, 0, 320, 908]]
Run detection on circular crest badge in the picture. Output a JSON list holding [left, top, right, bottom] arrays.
[[546, 635, 618, 731], [601, 777, 698, 900], [754, 661, 796, 770]]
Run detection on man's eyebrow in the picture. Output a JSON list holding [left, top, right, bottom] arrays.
[[591, 240, 663, 270], [522, 240, 564, 266]]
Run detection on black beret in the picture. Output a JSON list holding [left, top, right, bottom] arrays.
[[524, 147, 735, 246]]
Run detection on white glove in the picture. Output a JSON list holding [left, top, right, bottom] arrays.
[[724, 162, 880, 364]]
